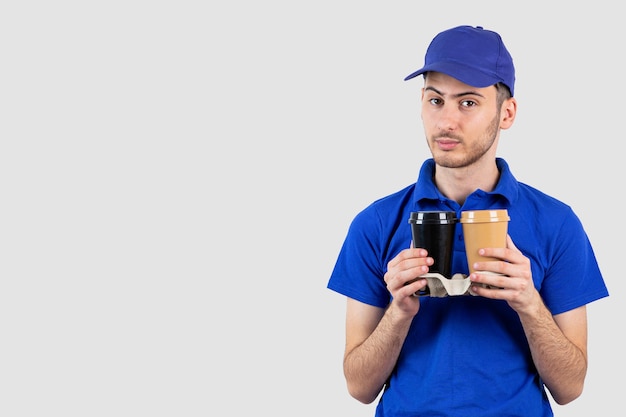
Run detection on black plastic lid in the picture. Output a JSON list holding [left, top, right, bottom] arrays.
[[408, 211, 458, 225]]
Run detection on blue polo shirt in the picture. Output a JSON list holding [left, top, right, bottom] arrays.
[[327, 158, 609, 417]]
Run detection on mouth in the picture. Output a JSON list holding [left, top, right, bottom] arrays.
[[434, 138, 460, 151]]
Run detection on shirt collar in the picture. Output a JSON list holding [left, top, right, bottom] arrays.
[[413, 158, 518, 207]]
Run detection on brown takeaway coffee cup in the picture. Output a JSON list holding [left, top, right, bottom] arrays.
[[460, 209, 510, 275]]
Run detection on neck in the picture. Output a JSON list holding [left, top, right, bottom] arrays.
[[433, 159, 500, 206]]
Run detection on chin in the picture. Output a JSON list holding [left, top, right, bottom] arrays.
[[432, 154, 455, 166]]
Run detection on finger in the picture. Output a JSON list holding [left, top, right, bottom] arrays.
[[469, 284, 509, 299], [471, 270, 507, 287], [404, 277, 428, 296], [387, 248, 414, 269]]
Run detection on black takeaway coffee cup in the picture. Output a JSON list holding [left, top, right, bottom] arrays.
[[408, 211, 458, 279]]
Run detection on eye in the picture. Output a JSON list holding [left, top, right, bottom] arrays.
[[460, 100, 476, 108], [428, 97, 442, 106]]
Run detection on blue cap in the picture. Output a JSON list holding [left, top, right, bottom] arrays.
[[404, 25, 515, 96]]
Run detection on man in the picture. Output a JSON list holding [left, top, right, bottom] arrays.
[[327, 25, 609, 416]]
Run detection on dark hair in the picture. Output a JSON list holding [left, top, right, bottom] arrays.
[[495, 82, 512, 108]]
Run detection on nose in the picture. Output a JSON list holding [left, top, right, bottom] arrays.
[[435, 105, 460, 131]]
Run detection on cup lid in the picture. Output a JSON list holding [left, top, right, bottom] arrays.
[[409, 211, 458, 224], [459, 209, 510, 223]]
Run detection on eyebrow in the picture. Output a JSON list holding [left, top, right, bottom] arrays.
[[424, 86, 486, 99]]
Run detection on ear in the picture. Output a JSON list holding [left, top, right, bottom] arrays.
[[500, 97, 517, 130]]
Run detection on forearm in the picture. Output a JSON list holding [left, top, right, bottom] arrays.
[[344, 305, 414, 404], [518, 299, 587, 405]]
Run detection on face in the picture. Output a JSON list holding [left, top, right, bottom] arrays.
[[421, 72, 506, 169]]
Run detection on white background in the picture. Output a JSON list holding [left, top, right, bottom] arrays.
[[0, 1, 621, 416]]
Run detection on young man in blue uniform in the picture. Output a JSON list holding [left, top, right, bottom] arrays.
[[327, 25, 609, 416]]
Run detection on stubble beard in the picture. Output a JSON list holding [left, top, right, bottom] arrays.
[[429, 112, 500, 169]]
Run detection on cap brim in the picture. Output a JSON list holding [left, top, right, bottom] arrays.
[[404, 61, 500, 88]]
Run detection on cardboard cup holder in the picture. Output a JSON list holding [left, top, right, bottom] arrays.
[[413, 271, 503, 297]]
